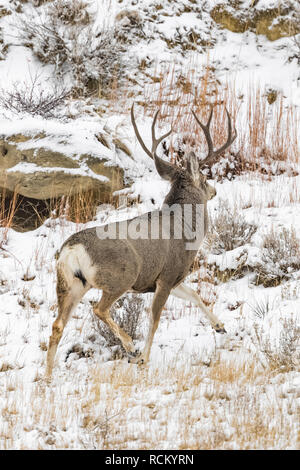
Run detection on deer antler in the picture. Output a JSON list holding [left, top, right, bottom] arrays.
[[131, 104, 172, 159], [192, 106, 237, 168]]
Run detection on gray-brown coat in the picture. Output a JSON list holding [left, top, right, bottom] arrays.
[[45, 104, 236, 378]]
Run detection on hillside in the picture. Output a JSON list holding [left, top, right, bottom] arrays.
[[0, 0, 299, 450]]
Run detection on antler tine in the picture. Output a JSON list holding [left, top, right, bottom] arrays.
[[211, 108, 237, 160], [131, 104, 153, 159], [192, 105, 237, 167], [192, 106, 214, 156], [151, 110, 172, 155], [131, 104, 172, 159]]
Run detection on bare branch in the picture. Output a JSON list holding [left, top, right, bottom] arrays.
[[0, 77, 69, 118]]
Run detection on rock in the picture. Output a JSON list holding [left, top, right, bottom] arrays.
[[0, 133, 125, 200], [210, 3, 299, 41]]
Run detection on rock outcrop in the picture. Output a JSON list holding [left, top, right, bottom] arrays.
[[210, 2, 299, 41], [0, 132, 125, 201]]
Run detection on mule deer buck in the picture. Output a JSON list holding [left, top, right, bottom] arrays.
[[45, 104, 236, 378]]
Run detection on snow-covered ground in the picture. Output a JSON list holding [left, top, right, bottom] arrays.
[[0, 173, 299, 449], [0, 0, 299, 449]]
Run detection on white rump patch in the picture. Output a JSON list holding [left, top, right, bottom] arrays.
[[57, 244, 96, 287]]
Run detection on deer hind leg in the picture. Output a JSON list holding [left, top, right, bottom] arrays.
[[130, 281, 171, 365], [171, 283, 226, 333], [93, 290, 137, 356], [45, 271, 88, 379]]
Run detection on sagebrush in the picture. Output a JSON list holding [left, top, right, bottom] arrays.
[[250, 316, 300, 372], [206, 199, 257, 254], [16, 0, 129, 96], [0, 75, 69, 117], [94, 294, 144, 353], [254, 227, 300, 287]]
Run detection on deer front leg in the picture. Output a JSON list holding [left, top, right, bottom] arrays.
[[171, 283, 226, 333]]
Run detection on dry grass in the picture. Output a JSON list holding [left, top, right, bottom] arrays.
[[0, 185, 111, 233], [113, 61, 299, 176], [207, 357, 261, 385], [0, 351, 297, 450], [0, 187, 18, 246], [56, 189, 103, 225]]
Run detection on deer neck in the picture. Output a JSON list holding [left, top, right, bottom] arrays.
[[162, 177, 209, 242]]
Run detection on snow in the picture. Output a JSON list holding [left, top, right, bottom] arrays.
[[0, 0, 299, 450], [0, 171, 299, 449]]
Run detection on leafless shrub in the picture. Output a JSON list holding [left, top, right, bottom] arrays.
[[250, 316, 300, 372], [281, 280, 300, 301], [94, 294, 144, 353], [16, 0, 128, 96], [206, 199, 257, 254], [254, 227, 300, 287], [0, 75, 69, 117]]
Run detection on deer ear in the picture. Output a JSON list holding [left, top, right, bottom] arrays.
[[154, 155, 178, 181], [186, 152, 200, 179]]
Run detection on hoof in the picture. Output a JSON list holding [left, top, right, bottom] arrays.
[[127, 349, 142, 363], [127, 350, 145, 365], [214, 323, 226, 334]]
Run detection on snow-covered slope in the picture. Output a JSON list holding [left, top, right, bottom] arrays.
[[0, 0, 299, 450]]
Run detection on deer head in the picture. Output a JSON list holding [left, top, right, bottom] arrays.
[[131, 104, 237, 202]]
